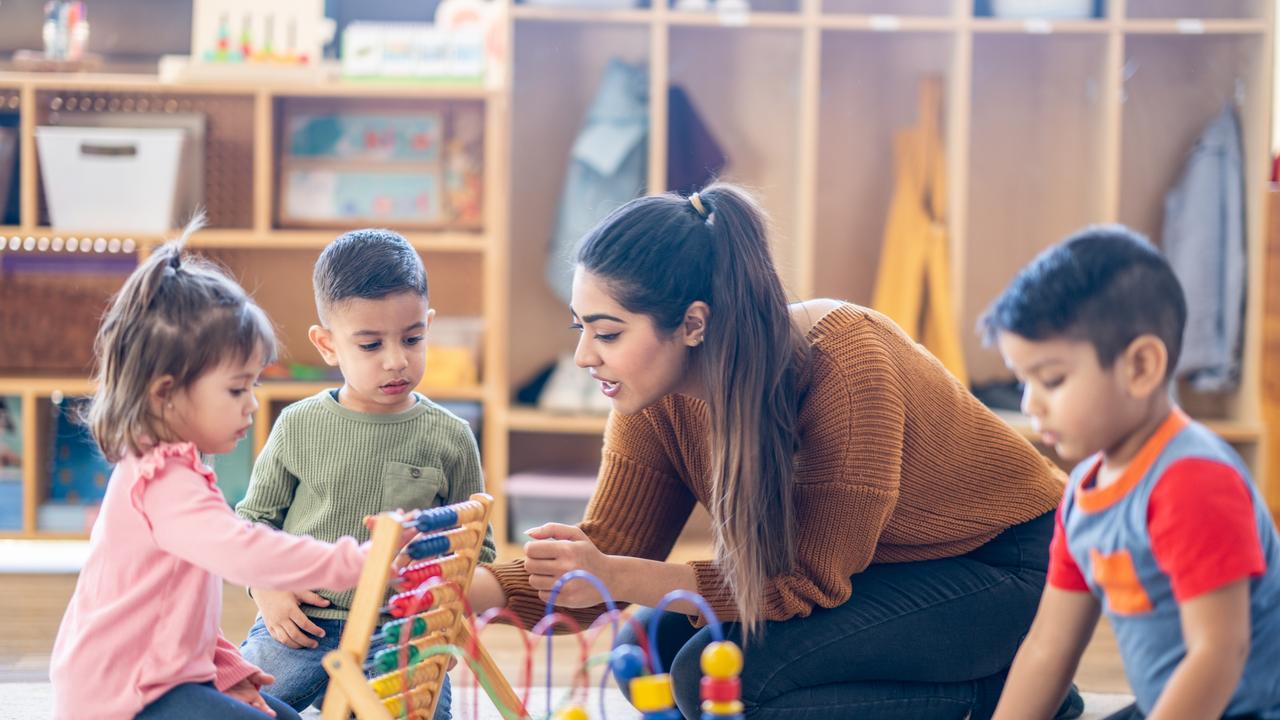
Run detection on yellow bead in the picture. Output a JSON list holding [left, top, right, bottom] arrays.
[[629, 673, 676, 712], [555, 704, 590, 720], [702, 699, 745, 715], [700, 641, 743, 678]]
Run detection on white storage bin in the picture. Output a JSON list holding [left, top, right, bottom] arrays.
[[991, 0, 1095, 18], [506, 471, 595, 543], [36, 126, 187, 234]]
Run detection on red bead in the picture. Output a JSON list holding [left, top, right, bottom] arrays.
[[397, 560, 443, 590], [386, 586, 436, 618], [700, 676, 741, 702]]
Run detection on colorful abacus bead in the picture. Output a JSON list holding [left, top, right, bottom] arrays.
[[413, 506, 459, 533], [372, 643, 421, 673], [631, 674, 682, 720], [382, 615, 429, 644], [387, 587, 435, 618], [382, 609, 454, 644], [397, 559, 444, 589], [407, 534, 453, 560]]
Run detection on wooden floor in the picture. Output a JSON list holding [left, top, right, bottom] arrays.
[[0, 573, 1130, 693]]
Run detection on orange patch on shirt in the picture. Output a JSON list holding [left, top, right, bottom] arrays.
[[1090, 548, 1154, 615]]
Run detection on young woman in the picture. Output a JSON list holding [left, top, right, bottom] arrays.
[[472, 184, 1080, 720]]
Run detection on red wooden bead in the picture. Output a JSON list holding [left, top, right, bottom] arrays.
[[700, 676, 741, 702]]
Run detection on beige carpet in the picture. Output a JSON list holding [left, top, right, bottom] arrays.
[[0, 682, 1132, 719]]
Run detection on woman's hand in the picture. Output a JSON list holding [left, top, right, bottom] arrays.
[[523, 523, 614, 607]]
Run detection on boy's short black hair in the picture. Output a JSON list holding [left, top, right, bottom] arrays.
[[313, 229, 427, 320], [980, 224, 1187, 377]]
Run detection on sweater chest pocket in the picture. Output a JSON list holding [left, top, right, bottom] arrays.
[[381, 461, 447, 512]]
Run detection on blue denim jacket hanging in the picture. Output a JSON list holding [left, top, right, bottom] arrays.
[[1162, 103, 1246, 392], [545, 58, 649, 304]]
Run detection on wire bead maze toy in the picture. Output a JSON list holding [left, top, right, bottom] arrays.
[[544, 572, 745, 720], [319, 493, 743, 720]]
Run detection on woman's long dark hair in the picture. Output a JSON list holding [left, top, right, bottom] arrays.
[[576, 184, 805, 635]]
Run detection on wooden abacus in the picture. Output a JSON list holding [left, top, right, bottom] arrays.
[[320, 493, 527, 720]]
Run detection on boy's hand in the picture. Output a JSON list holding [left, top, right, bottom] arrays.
[[365, 511, 425, 572], [224, 670, 276, 716], [252, 589, 330, 649]]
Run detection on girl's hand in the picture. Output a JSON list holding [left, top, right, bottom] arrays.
[[523, 524, 613, 607], [224, 671, 276, 716]]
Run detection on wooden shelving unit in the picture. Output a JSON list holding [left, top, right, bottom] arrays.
[[0, 74, 512, 545], [500, 0, 1278, 530]]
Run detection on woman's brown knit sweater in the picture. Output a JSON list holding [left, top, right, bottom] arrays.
[[488, 304, 1064, 627]]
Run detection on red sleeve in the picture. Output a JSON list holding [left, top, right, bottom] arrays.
[[1047, 500, 1090, 592], [1148, 458, 1266, 602]]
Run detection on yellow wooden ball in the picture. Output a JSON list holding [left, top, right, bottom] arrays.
[[700, 641, 743, 678], [555, 704, 590, 720]]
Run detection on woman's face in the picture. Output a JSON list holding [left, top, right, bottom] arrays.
[[569, 267, 702, 415]]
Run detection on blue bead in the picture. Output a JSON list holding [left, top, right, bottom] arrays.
[[642, 711, 682, 720], [407, 534, 450, 559], [414, 507, 458, 533], [610, 644, 647, 684]]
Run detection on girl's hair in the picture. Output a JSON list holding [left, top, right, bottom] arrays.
[[85, 215, 276, 462], [576, 183, 805, 637]]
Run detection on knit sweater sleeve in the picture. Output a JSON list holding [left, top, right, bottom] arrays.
[[486, 408, 696, 629], [689, 326, 905, 624], [234, 407, 297, 529]]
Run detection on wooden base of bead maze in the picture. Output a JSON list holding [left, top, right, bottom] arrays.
[[320, 493, 527, 720]]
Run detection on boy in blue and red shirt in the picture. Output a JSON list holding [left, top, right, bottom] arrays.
[[983, 225, 1280, 720]]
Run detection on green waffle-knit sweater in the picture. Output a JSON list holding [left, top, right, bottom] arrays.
[[236, 390, 496, 619]]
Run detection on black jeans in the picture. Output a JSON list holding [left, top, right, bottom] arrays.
[[615, 511, 1054, 719]]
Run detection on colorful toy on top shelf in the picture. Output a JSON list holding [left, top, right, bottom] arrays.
[[191, 0, 333, 66]]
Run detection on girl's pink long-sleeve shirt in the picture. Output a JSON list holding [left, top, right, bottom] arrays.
[[50, 443, 369, 719]]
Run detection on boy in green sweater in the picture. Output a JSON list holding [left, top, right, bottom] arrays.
[[237, 229, 495, 718]]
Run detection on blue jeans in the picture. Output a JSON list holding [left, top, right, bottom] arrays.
[[615, 512, 1057, 720], [135, 682, 299, 720], [240, 616, 452, 719]]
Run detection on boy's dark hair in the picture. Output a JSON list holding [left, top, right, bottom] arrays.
[[980, 224, 1187, 377], [313, 229, 427, 321]]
